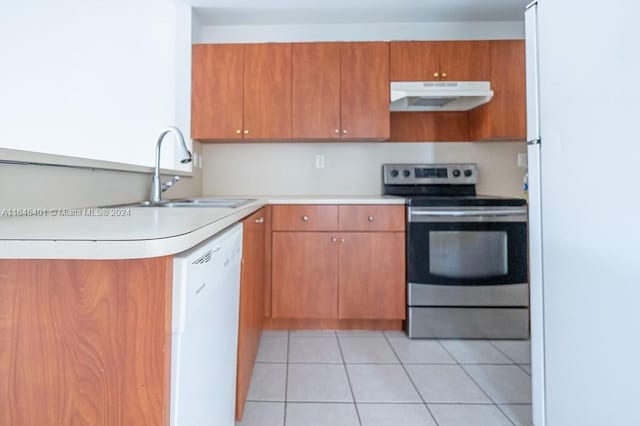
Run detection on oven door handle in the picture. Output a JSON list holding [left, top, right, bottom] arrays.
[[410, 209, 527, 217]]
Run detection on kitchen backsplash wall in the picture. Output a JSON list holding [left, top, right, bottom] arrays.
[[202, 142, 527, 197]]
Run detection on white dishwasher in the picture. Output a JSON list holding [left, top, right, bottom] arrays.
[[171, 223, 243, 426]]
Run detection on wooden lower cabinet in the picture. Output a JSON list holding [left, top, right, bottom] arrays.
[[272, 232, 339, 319], [0, 257, 173, 426], [338, 232, 406, 319], [271, 222, 405, 322], [236, 208, 267, 420]]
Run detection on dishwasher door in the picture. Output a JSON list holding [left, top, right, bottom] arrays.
[[171, 223, 243, 426]]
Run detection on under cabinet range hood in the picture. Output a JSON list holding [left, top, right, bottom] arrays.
[[390, 81, 494, 112]]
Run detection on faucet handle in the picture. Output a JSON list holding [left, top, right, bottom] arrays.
[[161, 176, 181, 192]]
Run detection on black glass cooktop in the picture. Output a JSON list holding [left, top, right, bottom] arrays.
[[404, 195, 527, 207]]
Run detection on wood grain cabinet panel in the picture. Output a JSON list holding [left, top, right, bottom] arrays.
[[236, 208, 267, 420], [338, 232, 406, 319], [292, 43, 342, 139], [469, 40, 526, 141], [272, 205, 338, 232], [272, 232, 339, 319], [0, 258, 172, 426], [390, 111, 470, 142], [438, 41, 490, 81], [341, 42, 390, 140], [390, 41, 440, 81], [390, 41, 489, 81], [243, 43, 292, 139], [192, 44, 244, 140], [338, 205, 405, 232]]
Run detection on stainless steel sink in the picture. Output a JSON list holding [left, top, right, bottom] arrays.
[[105, 198, 256, 209]]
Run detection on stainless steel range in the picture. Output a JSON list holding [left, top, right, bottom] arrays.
[[383, 163, 529, 339]]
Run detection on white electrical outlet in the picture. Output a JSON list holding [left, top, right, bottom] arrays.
[[517, 152, 528, 168], [315, 154, 325, 169]]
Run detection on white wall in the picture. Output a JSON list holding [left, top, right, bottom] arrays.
[[195, 20, 524, 43], [0, 144, 203, 208], [0, 0, 192, 170], [202, 142, 526, 197]]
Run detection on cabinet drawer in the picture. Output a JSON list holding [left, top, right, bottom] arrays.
[[338, 205, 405, 232], [272, 205, 338, 231]]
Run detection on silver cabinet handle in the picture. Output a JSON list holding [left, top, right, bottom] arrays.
[[255, 217, 264, 224], [302, 215, 309, 222], [340, 238, 345, 243], [368, 215, 375, 222], [331, 237, 337, 243]]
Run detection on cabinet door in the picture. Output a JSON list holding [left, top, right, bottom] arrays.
[[338, 232, 406, 319], [272, 205, 338, 232], [390, 41, 440, 81], [292, 43, 341, 139], [438, 41, 490, 81], [236, 209, 266, 420], [338, 205, 405, 232], [389, 111, 470, 142], [243, 44, 292, 139], [341, 42, 390, 140], [469, 40, 526, 141], [272, 232, 338, 318], [192, 44, 244, 140]]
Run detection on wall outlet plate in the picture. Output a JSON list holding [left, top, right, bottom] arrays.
[[315, 154, 325, 169], [517, 152, 528, 168]]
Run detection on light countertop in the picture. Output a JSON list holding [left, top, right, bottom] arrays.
[[0, 195, 406, 260], [256, 195, 405, 205]]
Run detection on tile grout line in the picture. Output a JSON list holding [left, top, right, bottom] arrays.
[[283, 330, 290, 426], [335, 331, 363, 426], [487, 340, 521, 365], [382, 332, 441, 426], [436, 339, 516, 426], [517, 364, 532, 377]]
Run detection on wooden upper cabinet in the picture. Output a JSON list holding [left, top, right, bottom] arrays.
[[243, 43, 292, 139], [341, 42, 390, 140], [390, 41, 440, 81], [390, 41, 489, 81], [469, 40, 526, 141], [438, 41, 490, 81], [292, 43, 341, 139], [192, 44, 244, 140]]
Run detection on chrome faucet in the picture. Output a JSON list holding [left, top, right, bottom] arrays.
[[150, 126, 192, 204]]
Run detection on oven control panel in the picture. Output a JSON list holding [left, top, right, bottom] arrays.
[[383, 163, 478, 185]]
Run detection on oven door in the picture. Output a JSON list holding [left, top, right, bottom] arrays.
[[407, 206, 529, 307]]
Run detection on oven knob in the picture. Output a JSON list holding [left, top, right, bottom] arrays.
[[402, 169, 411, 178], [464, 169, 473, 177], [452, 169, 461, 177], [390, 169, 399, 177]]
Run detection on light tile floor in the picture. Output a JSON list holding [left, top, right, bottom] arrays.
[[237, 331, 532, 426]]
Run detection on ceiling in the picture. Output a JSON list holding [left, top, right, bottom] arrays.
[[191, 0, 530, 26]]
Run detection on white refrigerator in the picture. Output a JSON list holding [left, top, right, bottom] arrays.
[[526, 1, 640, 425]]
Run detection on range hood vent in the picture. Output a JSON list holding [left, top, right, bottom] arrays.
[[390, 81, 493, 112]]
